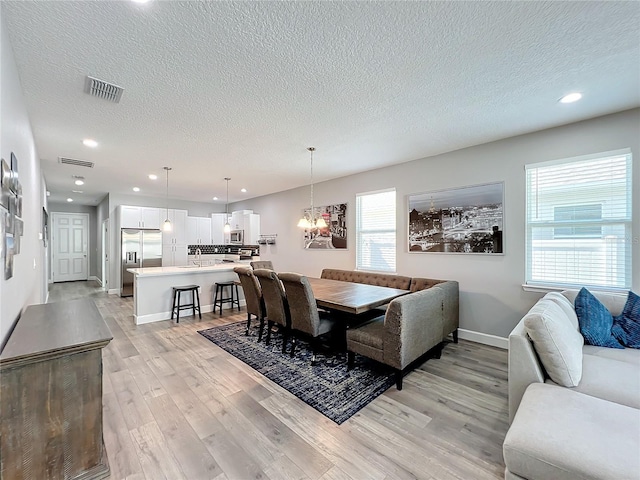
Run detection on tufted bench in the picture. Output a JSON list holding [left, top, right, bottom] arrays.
[[320, 268, 459, 342]]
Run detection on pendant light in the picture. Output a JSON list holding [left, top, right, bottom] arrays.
[[298, 147, 327, 229], [162, 167, 172, 232], [223, 177, 231, 233]]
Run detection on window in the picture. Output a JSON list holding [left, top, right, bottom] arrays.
[[553, 204, 602, 238], [356, 189, 396, 272], [525, 149, 632, 290]]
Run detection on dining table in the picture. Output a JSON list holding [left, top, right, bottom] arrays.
[[307, 277, 409, 316]]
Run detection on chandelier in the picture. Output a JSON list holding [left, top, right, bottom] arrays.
[[297, 147, 327, 229]]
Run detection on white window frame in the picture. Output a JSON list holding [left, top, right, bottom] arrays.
[[356, 188, 397, 273], [525, 148, 632, 291]]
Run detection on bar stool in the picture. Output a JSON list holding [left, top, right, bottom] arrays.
[[171, 285, 202, 323], [213, 281, 241, 315]]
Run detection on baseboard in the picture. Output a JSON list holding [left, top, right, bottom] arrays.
[[108, 288, 119, 295], [457, 329, 508, 349], [134, 300, 246, 325], [89, 276, 102, 286]]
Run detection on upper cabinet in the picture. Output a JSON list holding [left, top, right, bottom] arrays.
[[186, 216, 212, 245], [243, 213, 261, 245], [211, 213, 228, 245], [162, 209, 188, 245], [119, 206, 162, 229]]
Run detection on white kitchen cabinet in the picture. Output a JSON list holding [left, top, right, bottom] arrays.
[[243, 213, 261, 245], [211, 213, 228, 244], [161, 209, 188, 245], [162, 244, 187, 266], [186, 216, 212, 245], [119, 206, 162, 229]]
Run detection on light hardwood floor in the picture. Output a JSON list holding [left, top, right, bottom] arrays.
[[48, 281, 509, 480]]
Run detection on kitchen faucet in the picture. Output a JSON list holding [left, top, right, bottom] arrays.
[[195, 248, 202, 267]]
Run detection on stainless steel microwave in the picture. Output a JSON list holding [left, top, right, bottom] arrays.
[[230, 230, 244, 244]]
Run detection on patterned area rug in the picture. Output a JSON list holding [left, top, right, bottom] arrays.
[[198, 322, 395, 424]]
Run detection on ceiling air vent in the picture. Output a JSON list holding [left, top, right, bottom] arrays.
[[58, 157, 95, 168], [84, 75, 124, 103]]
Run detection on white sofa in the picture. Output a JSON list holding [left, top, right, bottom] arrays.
[[504, 290, 640, 480]]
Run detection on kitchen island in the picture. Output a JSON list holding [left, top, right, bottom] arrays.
[[127, 263, 246, 324]]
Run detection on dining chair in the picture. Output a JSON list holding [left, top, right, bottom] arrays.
[[251, 260, 274, 270], [233, 266, 265, 337], [253, 268, 290, 352], [279, 272, 342, 365]]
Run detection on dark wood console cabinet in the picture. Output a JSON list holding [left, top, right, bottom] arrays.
[[0, 299, 113, 479]]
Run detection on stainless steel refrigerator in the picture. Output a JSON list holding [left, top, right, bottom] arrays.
[[121, 229, 162, 297]]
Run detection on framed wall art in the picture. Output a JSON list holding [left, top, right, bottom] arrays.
[[302, 203, 348, 249], [1, 158, 10, 209], [408, 182, 504, 254]]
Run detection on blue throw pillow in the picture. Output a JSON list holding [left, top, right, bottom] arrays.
[[574, 288, 624, 349], [612, 291, 640, 349]]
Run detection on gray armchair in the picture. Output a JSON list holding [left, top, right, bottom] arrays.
[[279, 272, 342, 364], [346, 287, 446, 390], [253, 268, 290, 352], [233, 266, 264, 337]]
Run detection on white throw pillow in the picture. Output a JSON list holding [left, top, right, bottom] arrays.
[[524, 299, 584, 387], [543, 292, 579, 331]]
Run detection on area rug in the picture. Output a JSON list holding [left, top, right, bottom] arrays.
[[198, 322, 395, 424]]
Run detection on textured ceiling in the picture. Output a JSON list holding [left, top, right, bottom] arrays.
[[2, 1, 639, 206]]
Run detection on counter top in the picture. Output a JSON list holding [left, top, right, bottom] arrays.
[[127, 262, 248, 277]]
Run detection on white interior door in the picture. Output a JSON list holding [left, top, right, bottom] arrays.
[[52, 213, 89, 282]]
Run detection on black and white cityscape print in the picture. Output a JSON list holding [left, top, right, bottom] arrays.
[[408, 182, 503, 254]]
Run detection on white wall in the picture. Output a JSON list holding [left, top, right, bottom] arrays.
[[232, 108, 640, 339], [0, 16, 47, 347]]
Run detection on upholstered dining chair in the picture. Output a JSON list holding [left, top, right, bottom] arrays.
[[251, 260, 274, 270], [233, 266, 264, 337], [279, 272, 342, 365], [253, 268, 290, 352]]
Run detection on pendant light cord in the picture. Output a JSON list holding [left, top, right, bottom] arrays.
[[308, 147, 315, 225]]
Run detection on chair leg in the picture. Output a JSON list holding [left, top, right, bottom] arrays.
[[290, 337, 296, 357], [433, 342, 444, 359], [195, 288, 201, 319], [266, 321, 274, 345], [257, 317, 265, 342], [453, 329, 459, 343], [245, 313, 252, 335], [235, 285, 241, 311], [395, 370, 403, 390], [281, 328, 288, 354], [347, 351, 355, 370], [171, 289, 177, 320], [176, 291, 181, 323]]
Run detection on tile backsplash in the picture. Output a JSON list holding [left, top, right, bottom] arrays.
[[187, 244, 259, 255]]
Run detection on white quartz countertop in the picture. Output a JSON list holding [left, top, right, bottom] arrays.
[[127, 263, 245, 277]]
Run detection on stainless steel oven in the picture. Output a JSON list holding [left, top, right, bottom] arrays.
[[230, 230, 244, 244]]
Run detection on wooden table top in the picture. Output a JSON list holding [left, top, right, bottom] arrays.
[[307, 277, 409, 315]]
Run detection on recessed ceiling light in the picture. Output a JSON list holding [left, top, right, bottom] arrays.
[[82, 138, 98, 148], [133, 187, 140, 192], [213, 196, 218, 200], [559, 92, 582, 103], [148, 174, 158, 180], [72, 190, 83, 194], [67, 198, 73, 202], [241, 188, 247, 193], [74, 179, 84, 186], [131, 0, 151, 3]]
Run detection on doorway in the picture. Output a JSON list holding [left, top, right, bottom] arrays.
[[51, 212, 89, 282]]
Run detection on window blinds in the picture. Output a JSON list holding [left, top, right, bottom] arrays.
[[525, 149, 632, 290], [356, 189, 396, 272]]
